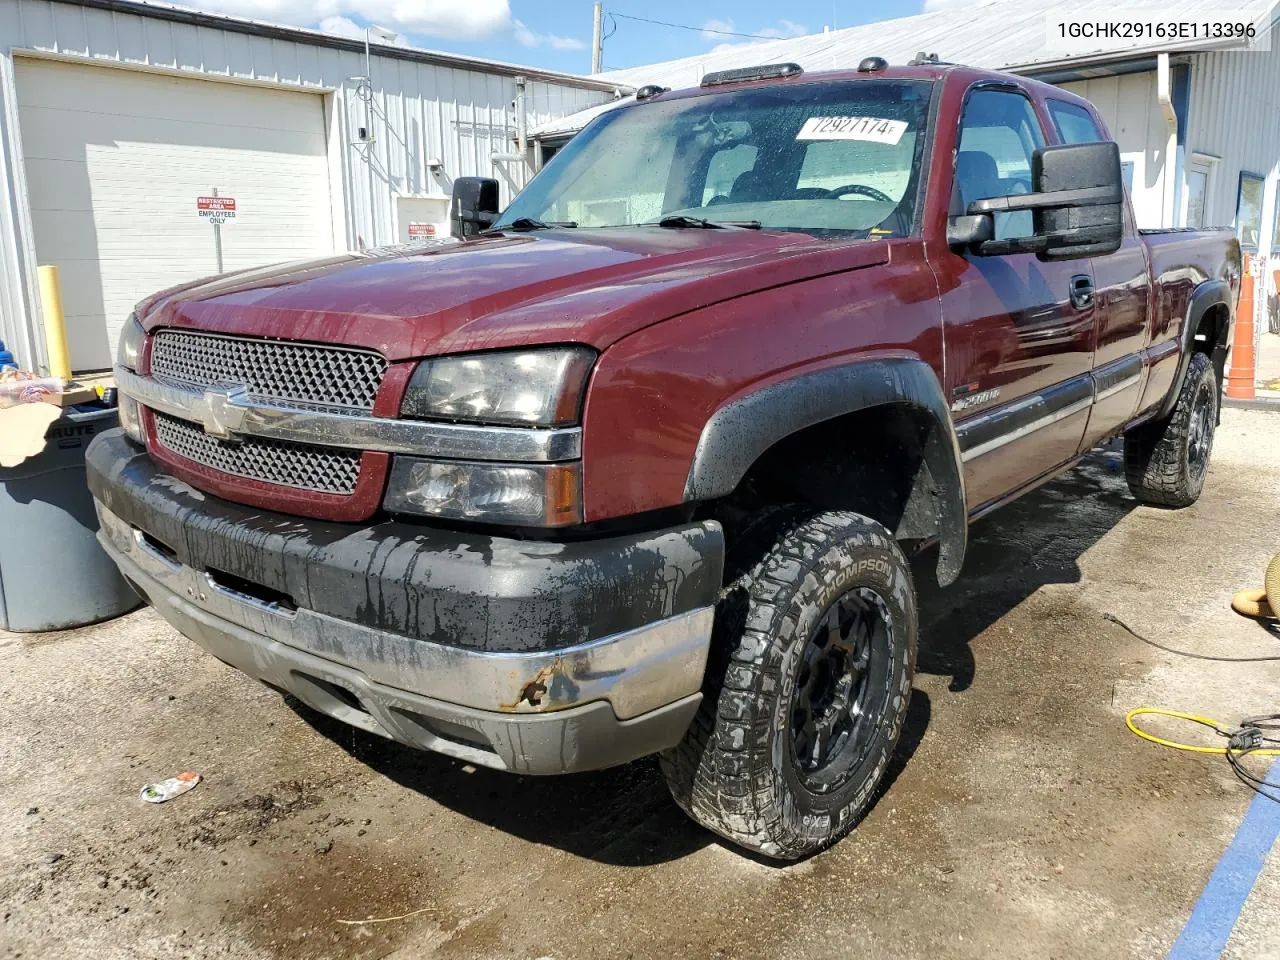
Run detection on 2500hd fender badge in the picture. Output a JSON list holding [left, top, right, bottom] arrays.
[[950, 385, 1001, 413]]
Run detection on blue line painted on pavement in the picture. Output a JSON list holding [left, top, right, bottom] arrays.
[[1168, 761, 1280, 960]]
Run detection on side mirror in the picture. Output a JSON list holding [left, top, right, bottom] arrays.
[[949, 141, 1124, 260], [1031, 141, 1124, 260], [451, 177, 500, 238], [946, 214, 993, 248]]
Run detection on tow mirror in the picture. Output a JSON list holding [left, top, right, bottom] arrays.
[[950, 141, 1124, 260], [946, 214, 993, 248], [451, 177, 500, 238], [1029, 141, 1124, 259]]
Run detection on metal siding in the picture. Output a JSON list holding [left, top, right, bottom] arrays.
[[0, 49, 43, 369], [0, 0, 611, 369], [1187, 46, 1280, 249], [1187, 43, 1280, 353], [1042, 72, 1175, 227]]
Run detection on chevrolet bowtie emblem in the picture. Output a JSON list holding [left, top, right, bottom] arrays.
[[199, 386, 250, 441]]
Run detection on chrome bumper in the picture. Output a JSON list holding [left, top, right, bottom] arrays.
[[97, 503, 714, 722]]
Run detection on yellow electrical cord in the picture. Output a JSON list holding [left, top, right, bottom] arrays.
[[1125, 707, 1280, 756]]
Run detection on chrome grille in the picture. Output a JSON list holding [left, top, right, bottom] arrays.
[[154, 413, 361, 495], [150, 330, 386, 412]]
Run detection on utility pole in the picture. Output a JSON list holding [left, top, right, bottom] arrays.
[[591, 2, 603, 74]]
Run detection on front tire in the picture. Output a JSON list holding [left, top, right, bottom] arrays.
[[1124, 351, 1218, 508], [660, 511, 916, 860]]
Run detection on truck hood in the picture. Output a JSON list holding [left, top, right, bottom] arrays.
[[139, 229, 891, 361]]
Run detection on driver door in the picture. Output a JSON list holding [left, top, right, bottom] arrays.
[[933, 86, 1095, 512]]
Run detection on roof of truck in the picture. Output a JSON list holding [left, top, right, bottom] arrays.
[[535, 62, 1095, 139]]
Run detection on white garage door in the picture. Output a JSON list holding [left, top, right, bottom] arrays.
[[16, 58, 335, 372]]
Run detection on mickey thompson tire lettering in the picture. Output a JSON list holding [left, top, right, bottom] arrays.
[[659, 510, 917, 860]]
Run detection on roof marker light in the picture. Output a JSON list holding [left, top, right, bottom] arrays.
[[700, 62, 804, 87]]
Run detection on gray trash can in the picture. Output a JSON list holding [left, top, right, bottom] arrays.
[[0, 406, 141, 632]]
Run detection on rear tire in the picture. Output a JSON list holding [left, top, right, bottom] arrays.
[[660, 510, 916, 860], [1124, 352, 1218, 508]]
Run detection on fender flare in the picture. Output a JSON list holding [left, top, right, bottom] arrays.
[[1157, 278, 1233, 420], [683, 357, 968, 586]]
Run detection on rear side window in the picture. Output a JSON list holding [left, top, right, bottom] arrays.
[[1048, 100, 1104, 144]]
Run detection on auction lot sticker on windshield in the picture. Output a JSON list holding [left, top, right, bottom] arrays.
[[797, 116, 908, 144]]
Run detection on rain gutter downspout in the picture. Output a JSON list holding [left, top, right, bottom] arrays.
[[1157, 53, 1178, 227]]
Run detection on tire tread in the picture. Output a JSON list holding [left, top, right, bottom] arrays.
[[1124, 352, 1217, 507], [660, 509, 915, 859]]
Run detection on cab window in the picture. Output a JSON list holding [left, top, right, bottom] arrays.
[[955, 88, 1046, 240], [1047, 100, 1105, 144], [497, 79, 935, 238]]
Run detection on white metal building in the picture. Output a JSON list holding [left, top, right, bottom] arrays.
[[540, 0, 1280, 263], [0, 0, 619, 372]]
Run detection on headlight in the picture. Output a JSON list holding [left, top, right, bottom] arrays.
[[116, 314, 146, 444], [116, 313, 145, 372], [118, 393, 146, 446], [400, 347, 595, 426], [384, 458, 582, 527]]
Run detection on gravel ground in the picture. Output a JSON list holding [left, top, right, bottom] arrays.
[[2, 407, 1279, 960]]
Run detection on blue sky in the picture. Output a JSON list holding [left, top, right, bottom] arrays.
[[187, 1, 936, 75]]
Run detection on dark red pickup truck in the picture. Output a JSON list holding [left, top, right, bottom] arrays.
[[89, 59, 1241, 859]]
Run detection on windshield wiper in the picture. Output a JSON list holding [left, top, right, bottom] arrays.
[[652, 215, 762, 230], [498, 216, 578, 232]]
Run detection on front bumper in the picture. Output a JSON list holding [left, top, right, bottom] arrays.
[[87, 430, 724, 774]]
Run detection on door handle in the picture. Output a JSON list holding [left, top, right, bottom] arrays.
[[1070, 275, 1094, 310]]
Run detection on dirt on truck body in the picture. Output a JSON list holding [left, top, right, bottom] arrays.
[[89, 58, 1241, 859]]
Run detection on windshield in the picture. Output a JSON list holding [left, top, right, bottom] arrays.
[[496, 79, 934, 239]]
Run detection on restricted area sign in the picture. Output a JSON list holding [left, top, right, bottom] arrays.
[[408, 222, 436, 238], [197, 196, 237, 224]]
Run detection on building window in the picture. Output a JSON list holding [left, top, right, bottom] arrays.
[[1186, 169, 1209, 229], [1273, 187, 1280, 249], [1184, 153, 1220, 228], [1236, 172, 1265, 250], [539, 140, 568, 167], [1047, 100, 1103, 144]]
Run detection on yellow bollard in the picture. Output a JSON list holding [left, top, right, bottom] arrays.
[[38, 264, 72, 381]]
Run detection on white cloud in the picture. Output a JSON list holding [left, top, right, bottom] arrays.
[[317, 15, 365, 39], [513, 18, 585, 50], [546, 34, 586, 51], [185, 0, 515, 41], [701, 17, 736, 41], [757, 19, 808, 40], [922, 0, 987, 11], [702, 16, 808, 51]]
